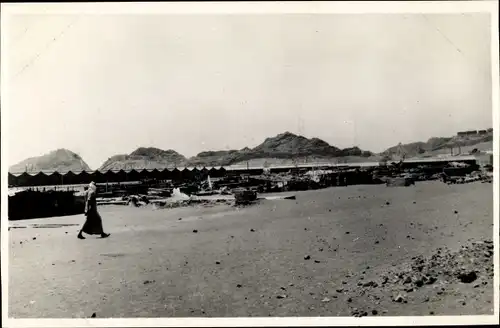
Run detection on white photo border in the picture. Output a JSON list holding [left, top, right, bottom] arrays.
[[1, 1, 498, 327]]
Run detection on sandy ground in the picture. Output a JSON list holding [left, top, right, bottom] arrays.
[[8, 181, 494, 318]]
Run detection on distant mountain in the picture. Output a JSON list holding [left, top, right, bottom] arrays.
[[383, 129, 493, 159], [9, 149, 91, 173], [99, 132, 374, 169], [13, 128, 493, 174], [98, 147, 187, 171], [187, 132, 374, 166]]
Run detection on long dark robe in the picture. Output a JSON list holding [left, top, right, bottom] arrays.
[[81, 190, 104, 235]]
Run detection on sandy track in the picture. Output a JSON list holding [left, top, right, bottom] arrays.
[[8, 181, 494, 318]]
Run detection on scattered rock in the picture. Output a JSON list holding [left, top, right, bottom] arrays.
[[178, 218, 182, 220], [314, 260, 321, 263], [237, 284, 242, 288], [90, 313, 96, 318], [215, 261, 221, 265], [363, 281, 378, 288], [454, 210, 458, 214], [372, 309, 378, 315], [386, 201, 390, 205], [457, 271, 478, 283], [276, 295, 287, 299], [143, 280, 155, 285], [304, 255, 311, 260], [357, 311, 368, 317], [192, 230, 198, 233], [32, 237, 36, 240], [250, 229, 255, 232], [393, 293, 405, 303], [425, 276, 437, 285], [374, 240, 379, 244], [345, 232, 350, 235]]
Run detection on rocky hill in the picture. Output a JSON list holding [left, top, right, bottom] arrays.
[[9, 149, 91, 173], [12, 128, 493, 173], [98, 147, 187, 171], [383, 130, 493, 159], [188, 132, 373, 166], [99, 132, 374, 169]]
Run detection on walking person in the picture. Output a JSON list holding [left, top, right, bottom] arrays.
[[78, 182, 110, 239]]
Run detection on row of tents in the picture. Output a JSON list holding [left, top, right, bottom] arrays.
[[8, 167, 228, 187], [8, 157, 481, 187]]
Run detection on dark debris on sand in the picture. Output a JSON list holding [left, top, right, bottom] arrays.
[[329, 240, 493, 316]]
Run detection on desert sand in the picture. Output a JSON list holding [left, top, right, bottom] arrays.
[[8, 181, 494, 318]]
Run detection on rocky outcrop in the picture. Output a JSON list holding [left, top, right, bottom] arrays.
[[9, 149, 91, 173], [98, 147, 187, 171]]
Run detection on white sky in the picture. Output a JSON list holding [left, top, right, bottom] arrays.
[[4, 13, 493, 169]]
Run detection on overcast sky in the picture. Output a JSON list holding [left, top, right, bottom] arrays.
[[5, 13, 492, 169]]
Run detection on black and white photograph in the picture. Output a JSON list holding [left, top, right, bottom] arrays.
[[1, 1, 499, 326]]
